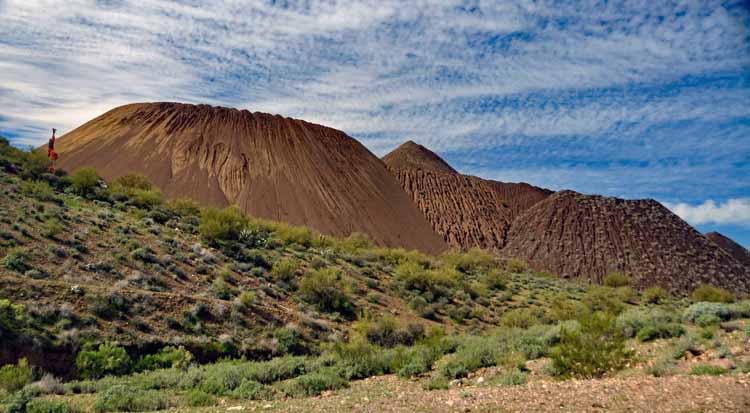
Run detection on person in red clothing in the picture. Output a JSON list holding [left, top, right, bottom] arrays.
[[47, 128, 58, 171]]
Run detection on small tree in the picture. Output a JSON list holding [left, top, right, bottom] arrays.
[[76, 342, 132, 379], [550, 312, 630, 379], [70, 167, 100, 197], [299, 268, 353, 316], [199, 206, 248, 246]]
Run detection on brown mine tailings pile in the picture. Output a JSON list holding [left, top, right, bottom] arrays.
[[56, 102, 447, 253], [383, 141, 552, 251], [503, 190, 750, 293], [706, 232, 750, 267]]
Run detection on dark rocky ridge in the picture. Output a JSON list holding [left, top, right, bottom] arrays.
[[503, 190, 750, 293], [706, 232, 750, 267]]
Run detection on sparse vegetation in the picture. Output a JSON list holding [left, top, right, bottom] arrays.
[[691, 284, 735, 303]]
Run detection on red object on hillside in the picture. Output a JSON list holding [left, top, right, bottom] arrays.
[[47, 128, 59, 171]]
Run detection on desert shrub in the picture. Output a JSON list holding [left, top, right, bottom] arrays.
[[642, 286, 668, 304], [93, 384, 168, 412], [185, 389, 216, 407], [70, 167, 100, 197], [546, 295, 588, 321], [394, 261, 457, 300], [483, 269, 508, 290], [136, 346, 193, 372], [582, 286, 627, 315], [2, 247, 30, 273], [729, 300, 750, 319], [41, 218, 64, 239], [166, 197, 201, 217], [423, 375, 449, 390], [439, 336, 498, 379], [281, 368, 348, 397], [113, 174, 152, 191], [211, 277, 234, 300], [26, 400, 76, 413], [330, 339, 389, 379], [275, 327, 307, 355], [20, 180, 58, 203], [336, 232, 372, 254], [549, 312, 630, 379], [499, 308, 538, 329], [299, 268, 353, 315], [0, 358, 33, 393], [691, 284, 735, 303], [231, 379, 273, 400], [690, 364, 728, 376], [603, 272, 631, 287], [444, 248, 496, 274], [683, 302, 731, 325], [647, 358, 677, 377], [270, 258, 298, 283], [354, 316, 424, 348], [492, 369, 528, 386], [76, 343, 132, 379], [199, 206, 248, 246], [237, 291, 256, 308], [505, 258, 528, 273], [615, 308, 682, 340]]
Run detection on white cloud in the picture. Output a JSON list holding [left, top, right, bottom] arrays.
[[664, 199, 750, 226]]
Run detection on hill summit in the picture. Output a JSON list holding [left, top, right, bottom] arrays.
[[56, 102, 447, 253], [706, 231, 750, 267], [381, 140, 457, 174]]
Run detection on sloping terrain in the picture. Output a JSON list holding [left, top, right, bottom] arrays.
[[503, 190, 750, 293], [383, 141, 551, 251], [707, 231, 750, 267], [55, 103, 446, 253]]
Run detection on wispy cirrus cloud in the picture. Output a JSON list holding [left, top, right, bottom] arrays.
[[0, 0, 749, 242]]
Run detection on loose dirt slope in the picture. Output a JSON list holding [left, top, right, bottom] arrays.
[[56, 103, 446, 253], [503, 190, 750, 293], [707, 231, 750, 267], [383, 141, 551, 251]]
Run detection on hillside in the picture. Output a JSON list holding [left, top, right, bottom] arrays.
[[503, 190, 750, 293], [2, 137, 750, 412], [55, 103, 446, 254], [707, 232, 750, 267], [383, 142, 551, 251]]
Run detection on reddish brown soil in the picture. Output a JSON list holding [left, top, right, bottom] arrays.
[[383, 141, 551, 251], [502, 190, 750, 293], [707, 231, 750, 267], [56, 103, 446, 253]]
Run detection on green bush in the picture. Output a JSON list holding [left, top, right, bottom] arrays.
[[270, 258, 298, 283], [199, 206, 248, 245], [93, 384, 168, 412], [281, 368, 348, 397], [2, 248, 30, 273], [76, 343, 132, 379], [439, 336, 498, 379], [166, 197, 201, 217], [603, 272, 631, 287], [691, 284, 735, 303], [583, 286, 627, 315], [505, 258, 528, 273], [42, 218, 64, 239], [683, 302, 731, 325], [615, 308, 682, 340], [444, 248, 496, 274], [499, 308, 538, 329], [231, 379, 273, 400], [422, 375, 449, 390], [20, 180, 58, 203], [394, 261, 457, 300], [0, 358, 33, 393], [26, 400, 76, 413], [642, 286, 668, 304], [299, 268, 353, 315], [690, 364, 728, 376], [546, 295, 588, 321], [185, 389, 216, 407], [330, 339, 389, 379], [70, 167, 100, 197], [492, 369, 528, 386], [112, 174, 153, 191], [136, 346, 193, 372], [275, 327, 307, 355], [483, 269, 508, 291], [549, 312, 630, 379], [237, 291, 256, 308]]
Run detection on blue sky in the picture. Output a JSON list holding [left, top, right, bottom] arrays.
[[1, 0, 749, 246]]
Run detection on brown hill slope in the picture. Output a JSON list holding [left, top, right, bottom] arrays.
[[502, 190, 750, 293], [383, 141, 551, 251], [56, 102, 447, 253], [706, 232, 750, 267]]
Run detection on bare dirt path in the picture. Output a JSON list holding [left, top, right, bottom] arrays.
[[227, 373, 750, 413]]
